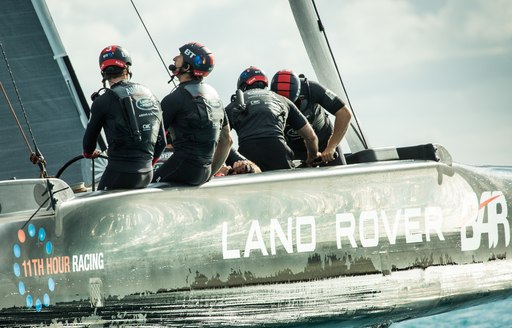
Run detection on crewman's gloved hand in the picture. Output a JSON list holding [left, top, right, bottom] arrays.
[[83, 150, 101, 159]]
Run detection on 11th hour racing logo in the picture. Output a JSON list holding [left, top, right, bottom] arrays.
[[461, 191, 509, 251], [13, 224, 55, 312], [12, 224, 105, 311]]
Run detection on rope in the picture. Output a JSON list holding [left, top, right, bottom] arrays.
[[129, 0, 173, 80], [0, 41, 48, 176], [0, 81, 33, 153], [311, 0, 369, 149]]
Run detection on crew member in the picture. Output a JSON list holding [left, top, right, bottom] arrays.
[[225, 66, 319, 171], [271, 69, 352, 166], [153, 42, 232, 185], [83, 45, 166, 190]]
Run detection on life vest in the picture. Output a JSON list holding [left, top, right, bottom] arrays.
[[231, 88, 287, 129], [286, 77, 329, 141], [179, 82, 224, 145], [109, 81, 162, 152]]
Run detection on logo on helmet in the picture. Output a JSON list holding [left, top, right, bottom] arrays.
[[101, 52, 114, 60], [194, 55, 205, 67], [103, 46, 115, 53], [183, 48, 196, 59]]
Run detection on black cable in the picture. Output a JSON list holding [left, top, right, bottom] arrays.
[[0, 81, 33, 152], [311, 0, 369, 149], [1, 41, 48, 175], [129, 0, 173, 80], [21, 186, 69, 230]]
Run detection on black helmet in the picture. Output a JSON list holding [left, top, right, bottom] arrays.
[[270, 69, 301, 102], [179, 42, 214, 77], [99, 45, 132, 71], [237, 66, 268, 90]]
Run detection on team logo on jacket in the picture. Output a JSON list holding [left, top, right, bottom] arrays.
[[136, 98, 157, 110]]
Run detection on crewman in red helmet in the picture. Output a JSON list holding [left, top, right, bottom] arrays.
[[83, 45, 166, 190]]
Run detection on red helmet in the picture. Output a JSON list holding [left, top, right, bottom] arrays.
[[99, 45, 132, 71], [179, 42, 214, 77], [237, 66, 268, 90], [270, 69, 301, 102]]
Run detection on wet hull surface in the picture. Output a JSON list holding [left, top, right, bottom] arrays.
[[1, 161, 511, 327]]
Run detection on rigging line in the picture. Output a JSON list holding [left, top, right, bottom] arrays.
[[1, 42, 48, 177], [0, 42, 46, 156], [129, 0, 173, 80], [311, 0, 369, 149], [20, 185, 69, 230], [0, 81, 33, 153], [21, 197, 49, 230]]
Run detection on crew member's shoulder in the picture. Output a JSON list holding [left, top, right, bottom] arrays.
[[161, 87, 183, 103], [308, 79, 335, 96], [225, 100, 237, 111], [92, 88, 115, 106]]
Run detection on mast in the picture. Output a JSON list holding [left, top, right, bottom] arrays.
[[289, 0, 368, 152], [30, 0, 107, 184], [31, 0, 90, 129]]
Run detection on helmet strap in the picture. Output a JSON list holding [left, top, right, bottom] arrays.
[[100, 70, 109, 88]]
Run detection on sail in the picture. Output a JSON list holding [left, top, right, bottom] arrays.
[[288, 0, 368, 153], [0, 0, 90, 183]]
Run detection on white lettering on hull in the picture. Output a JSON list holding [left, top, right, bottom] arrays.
[[71, 253, 104, 272], [461, 191, 509, 251], [223, 207, 445, 259], [222, 190, 509, 259], [336, 207, 444, 248], [223, 216, 316, 259]]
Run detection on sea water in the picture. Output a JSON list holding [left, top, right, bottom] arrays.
[[319, 297, 512, 327], [391, 297, 512, 327]]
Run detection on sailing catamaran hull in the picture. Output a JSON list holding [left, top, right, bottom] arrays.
[[1, 1, 510, 326], [1, 159, 511, 327]]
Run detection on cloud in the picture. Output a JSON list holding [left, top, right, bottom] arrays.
[[319, 0, 512, 76], [44, 0, 512, 165]]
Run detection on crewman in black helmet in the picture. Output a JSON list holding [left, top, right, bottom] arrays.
[[152, 42, 232, 185], [83, 45, 166, 190], [225, 66, 320, 171]]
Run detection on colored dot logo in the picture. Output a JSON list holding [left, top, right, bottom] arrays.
[[13, 223, 55, 311]]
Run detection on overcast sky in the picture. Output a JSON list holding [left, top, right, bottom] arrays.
[[45, 0, 512, 166]]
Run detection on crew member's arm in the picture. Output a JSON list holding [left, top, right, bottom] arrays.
[[229, 147, 261, 174], [152, 120, 167, 166], [82, 99, 105, 159], [284, 97, 320, 164], [220, 147, 261, 175], [231, 160, 261, 174], [321, 105, 351, 162], [211, 124, 233, 176], [296, 123, 320, 164]]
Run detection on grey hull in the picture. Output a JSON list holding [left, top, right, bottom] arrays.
[[1, 159, 512, 327]]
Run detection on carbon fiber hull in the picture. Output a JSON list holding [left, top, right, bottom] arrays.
[[1, 160, 512, 327]]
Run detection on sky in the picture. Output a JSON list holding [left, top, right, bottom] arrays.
[[44, 0, 512, 166]]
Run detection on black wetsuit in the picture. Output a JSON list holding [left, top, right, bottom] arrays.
[[83, 81, 166, 190], [153, 80, 226, 186], [285, 78, 345, 166], [226, 88, 308, 171]]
